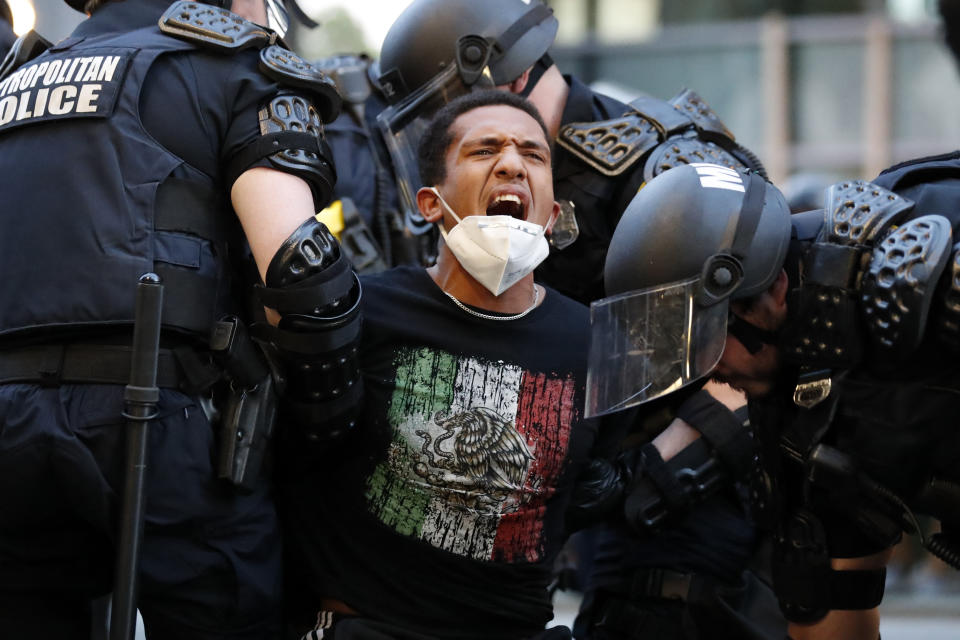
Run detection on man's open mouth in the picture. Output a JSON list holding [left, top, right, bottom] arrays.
[[486, 194, 525, 220]]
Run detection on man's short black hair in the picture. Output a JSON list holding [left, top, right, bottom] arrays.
[[417, 91, 551, 187]]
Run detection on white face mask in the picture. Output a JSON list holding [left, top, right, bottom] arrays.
[[430, 187, 550, 296]]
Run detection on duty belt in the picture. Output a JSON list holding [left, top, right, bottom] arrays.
[[0, 343, 183, 388], [615, 567, 693, 602], [593, 568, 693, 638]]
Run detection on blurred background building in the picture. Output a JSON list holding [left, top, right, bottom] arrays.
[[543, 0, 959, 187], [28, 0, 956, 186]]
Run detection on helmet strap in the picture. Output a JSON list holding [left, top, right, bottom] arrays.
[[519, 53, 553, 98], [728, 312, 778, 355], [699, 171, 766, 307], [729, 172, 767, 260], [491, 3, 554, 59]]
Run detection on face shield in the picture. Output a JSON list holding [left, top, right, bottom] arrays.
[[376, 54, 495, 235], [585, 276, 730, 417], [586, 168, 780, 417]]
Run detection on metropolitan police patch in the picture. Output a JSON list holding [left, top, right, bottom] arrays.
[[0, 50, 131, 133]]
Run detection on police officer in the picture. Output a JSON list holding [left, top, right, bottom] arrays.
[[374, 2, 779, 639], [0, 0, 361, 637], [592, 162, 960, 639], [311, 53, 431, 272]]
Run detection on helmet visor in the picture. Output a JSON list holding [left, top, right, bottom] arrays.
[[376, 64, 493, 234], [585, 277, 729, 417]]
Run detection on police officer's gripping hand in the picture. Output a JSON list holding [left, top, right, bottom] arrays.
[[565, 453, 638, 532]]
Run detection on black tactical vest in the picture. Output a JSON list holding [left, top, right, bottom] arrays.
[[0, 26, 237, 343]]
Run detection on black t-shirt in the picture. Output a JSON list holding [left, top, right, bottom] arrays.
[[283, 267, 605, 639]]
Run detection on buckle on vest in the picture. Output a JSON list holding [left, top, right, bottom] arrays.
[[793, 370, 832, 408]]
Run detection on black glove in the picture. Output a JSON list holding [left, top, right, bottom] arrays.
[[674, 388, 755, 479], [566, 453, 637, 531]]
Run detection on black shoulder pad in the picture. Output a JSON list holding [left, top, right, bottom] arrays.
[[668, 88, 735, 141], [158, 1, 274, 51], [862, 215, 953, 360], [822, 180, 914, 246], [556, 111, 661, 177], [259, 45, 341, 123]]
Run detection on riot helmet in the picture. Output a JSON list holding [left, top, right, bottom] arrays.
[[585, 163, 792, 416], [376, 0, 558, 233]]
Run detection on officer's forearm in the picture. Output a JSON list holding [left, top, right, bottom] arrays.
[[623, 387, 755, 533], [651, 380, 745, 461], [651, 418, 700, 461], [231, 166, 317, 283]]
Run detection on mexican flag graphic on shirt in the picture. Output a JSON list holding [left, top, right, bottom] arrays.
[[365, 346, 576, 563]]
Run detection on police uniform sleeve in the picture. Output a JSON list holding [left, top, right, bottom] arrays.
[[218, 47, 339, 210], [219, 50, 285, 185], [138, 46, 302, 188]]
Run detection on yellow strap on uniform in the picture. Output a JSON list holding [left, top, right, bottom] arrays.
[[316, 200, 345, 240]]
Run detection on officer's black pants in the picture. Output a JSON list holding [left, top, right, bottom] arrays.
[[573, 571, 786, 640], [0, 383, 282, 639]]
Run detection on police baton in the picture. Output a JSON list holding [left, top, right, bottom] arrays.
[[110, 273, 164, 640]]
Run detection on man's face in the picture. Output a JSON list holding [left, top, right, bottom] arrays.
[[436, 104, 558, 231], [712, 299, 782, 399]]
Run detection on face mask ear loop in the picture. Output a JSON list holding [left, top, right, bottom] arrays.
[[430, 186, 469, 242]]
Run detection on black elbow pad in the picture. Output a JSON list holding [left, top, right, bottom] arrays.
[[256, 217, 362, 444]]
